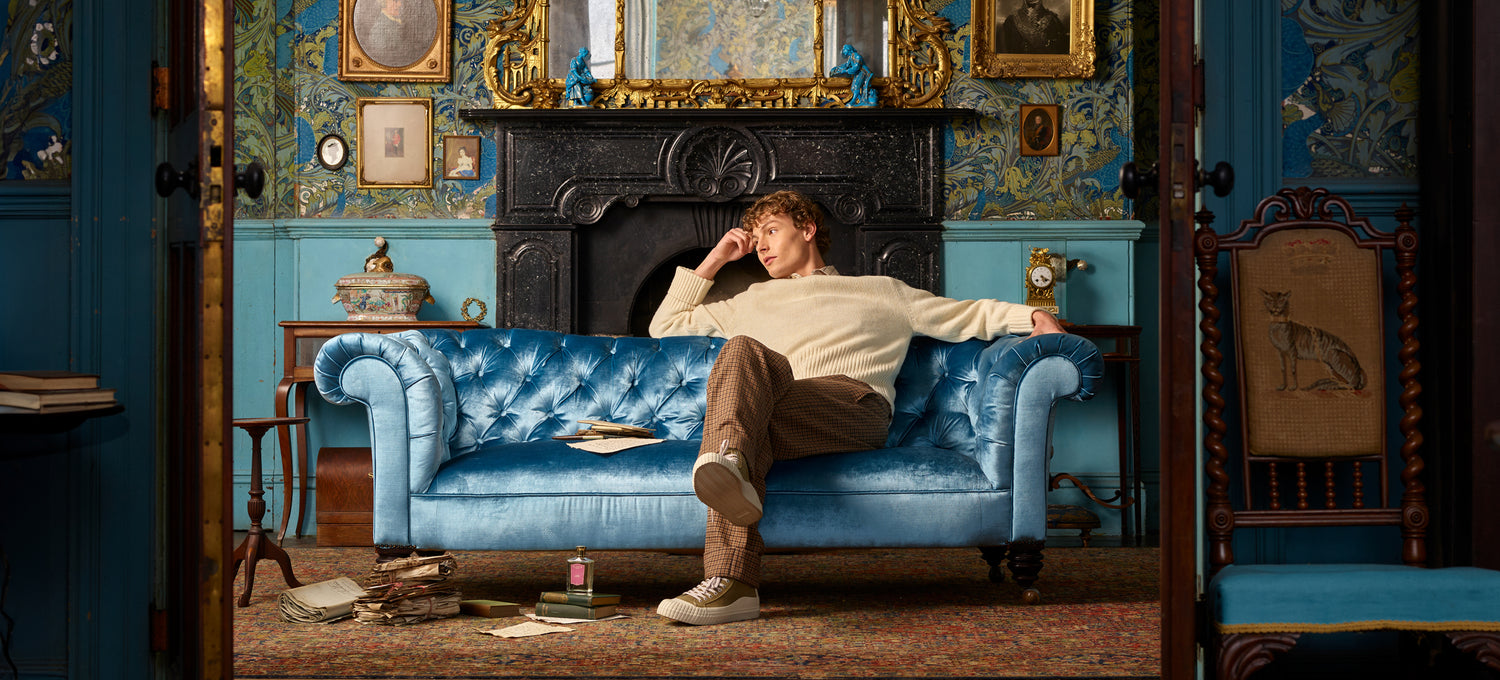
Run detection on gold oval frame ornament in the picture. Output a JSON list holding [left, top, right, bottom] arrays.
[[481, 0, 954, 109]]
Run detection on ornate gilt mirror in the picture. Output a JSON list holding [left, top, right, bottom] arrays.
[[482, 0, 954, 109]]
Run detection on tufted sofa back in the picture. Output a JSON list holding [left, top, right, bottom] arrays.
[[414, 328, 1040, 461]]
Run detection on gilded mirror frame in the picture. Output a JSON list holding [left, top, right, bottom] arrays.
[[481, 0, 954, 109]]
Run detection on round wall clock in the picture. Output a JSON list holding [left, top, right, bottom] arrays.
[[317, 133, 348, 171]]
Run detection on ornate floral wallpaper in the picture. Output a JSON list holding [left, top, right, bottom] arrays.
[[653, 0, 813, 80], [233, 0, 1141, 221], [938, 0, 1137, 221], [1280, 0, 1418, 179], [1, 0, 71, 181], [234, 0, 502, 219]]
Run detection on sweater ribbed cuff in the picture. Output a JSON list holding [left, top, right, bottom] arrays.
[[1007, 305, 1040, 335], [668, 266, 715, 304]]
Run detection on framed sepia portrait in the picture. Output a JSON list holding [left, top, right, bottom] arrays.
[[340, 0, 450, 82], [971, 0, 1095, 78], [441, 135, 480, 180], [356, 97, 432, 189], [1019, 104, 1060, 156]]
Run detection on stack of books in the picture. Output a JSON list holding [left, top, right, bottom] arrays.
[[0, 371, 116, 414], [553, 419, 655, 442], [533, 591, 620, 620]]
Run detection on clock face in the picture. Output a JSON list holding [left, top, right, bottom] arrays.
[[1029, 264, 1054, 288], [318, 134, 347, 170]]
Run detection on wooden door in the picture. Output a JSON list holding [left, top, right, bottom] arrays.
[[157, 0, 236, 675], [1158, 0, 1215, 676]]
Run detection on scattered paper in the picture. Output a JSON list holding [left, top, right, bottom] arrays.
[[480, 621, 574, 638], [526, 612, 630, 624], [279, 577, 366, 624], [566, 437, 663, 455]]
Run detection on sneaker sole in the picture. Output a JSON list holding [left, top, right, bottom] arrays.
[[692, 453, 763, 526], [656, 595, 761, 626]]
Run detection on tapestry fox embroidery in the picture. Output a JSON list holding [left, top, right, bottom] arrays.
[[1260, 289, 1366, 391]]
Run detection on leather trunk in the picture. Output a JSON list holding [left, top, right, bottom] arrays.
[[315, 447, 372, 546]]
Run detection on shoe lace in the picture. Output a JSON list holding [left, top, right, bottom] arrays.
[[684, 577, 729, 603]]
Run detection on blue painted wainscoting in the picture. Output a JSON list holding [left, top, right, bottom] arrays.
[[943, 219, 1152, 539], [231, 219, 496, 534]]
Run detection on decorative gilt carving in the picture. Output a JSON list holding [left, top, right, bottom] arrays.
[[482, 0, 953, 109]]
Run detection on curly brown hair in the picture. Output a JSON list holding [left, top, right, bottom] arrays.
[[741, 190, 831, 255]]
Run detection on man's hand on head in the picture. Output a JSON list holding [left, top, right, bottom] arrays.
[[694, 228, 755, 281], [1027, 309, 1067, 337]]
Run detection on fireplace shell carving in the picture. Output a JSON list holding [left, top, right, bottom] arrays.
[[463, 109, 964, 335]]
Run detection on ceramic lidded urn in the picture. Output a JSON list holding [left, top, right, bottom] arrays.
[[331, 237, 435, 321]]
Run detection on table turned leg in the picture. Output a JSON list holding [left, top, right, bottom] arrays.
[[293, 382, 312, 539], [274, 379, 296, 541], [233, 418, 306, 607]]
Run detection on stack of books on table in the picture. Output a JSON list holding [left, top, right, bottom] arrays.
[[552, 419, 655, 442], [533, 591, 620, 619], [0, 371, 116, 414]]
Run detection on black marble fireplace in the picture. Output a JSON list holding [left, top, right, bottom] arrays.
[[461, 108, 969, 336]]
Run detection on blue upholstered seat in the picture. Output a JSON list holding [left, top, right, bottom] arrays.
[[315, 326, 1102, 591], [1211, 564, 1500, 633]]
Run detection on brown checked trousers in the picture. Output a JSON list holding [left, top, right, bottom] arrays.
[[699, 335, 892, 587]]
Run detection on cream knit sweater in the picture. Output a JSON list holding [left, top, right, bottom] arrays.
[[649, 266, 1038, 406]]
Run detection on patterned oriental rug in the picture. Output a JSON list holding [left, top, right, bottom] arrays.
[[234, 544, 1159, 679]]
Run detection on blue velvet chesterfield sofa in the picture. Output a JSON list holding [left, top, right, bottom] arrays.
[[314, 327, 1102, 600]]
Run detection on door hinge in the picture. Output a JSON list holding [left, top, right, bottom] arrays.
[[1192, 58, 1205, 114], [152, 65, 170, 113], [150, 606, 168, 652]]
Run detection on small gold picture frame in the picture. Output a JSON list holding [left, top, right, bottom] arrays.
[[971, 0, 1096, 78], [1019, 104, 1060, 156], [355, 97, 432, 189], [441, 135, 480, 180], [340, 0, 451, 82]]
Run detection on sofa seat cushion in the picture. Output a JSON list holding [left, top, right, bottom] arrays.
[[1210, 564, 1500, 633], [422, 440, 1001, 497]]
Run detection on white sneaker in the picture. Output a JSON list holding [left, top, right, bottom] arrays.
[[656, 577, 760, 625], [692, 445, 762, 526]]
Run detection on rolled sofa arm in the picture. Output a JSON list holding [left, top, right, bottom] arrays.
[[971, 333, 1104, 542], [313, 331, 458, 546]]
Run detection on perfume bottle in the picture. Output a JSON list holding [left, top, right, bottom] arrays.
[[566, 546, 595, 593]]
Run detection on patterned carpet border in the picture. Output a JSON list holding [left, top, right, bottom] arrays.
[[235, 545, 1160, 679]]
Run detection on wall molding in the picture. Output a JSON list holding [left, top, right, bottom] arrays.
[[0, 183, 70, 219], [941, 219, 1146, 241], [235, 218, 495, 240]]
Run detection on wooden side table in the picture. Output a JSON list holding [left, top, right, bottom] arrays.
[[274, 320, 483, 541], [231, 417, 307, 607], [1058, 323, 1144, 543]]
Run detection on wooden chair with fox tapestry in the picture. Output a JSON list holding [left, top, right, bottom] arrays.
[[1196, 187, 1500, 679]]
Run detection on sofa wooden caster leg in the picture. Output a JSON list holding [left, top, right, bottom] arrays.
[[979, 546, 1009, 583], [1007, 539, 1045, 603]]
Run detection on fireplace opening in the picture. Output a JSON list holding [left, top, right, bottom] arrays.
[[627, 248, 771, 338]]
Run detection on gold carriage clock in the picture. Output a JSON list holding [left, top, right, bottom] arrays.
[[1025, 247, 1059, 316]]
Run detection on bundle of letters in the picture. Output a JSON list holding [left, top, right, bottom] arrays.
[[352, 552, 462, 625]]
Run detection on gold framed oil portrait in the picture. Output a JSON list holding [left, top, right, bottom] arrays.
[[971, 0, 1095, 79], [355, 97, 432, 189], [340, 0, 451, 82], [1019, 104, 1060, 156], [441, 135, 480, 180]]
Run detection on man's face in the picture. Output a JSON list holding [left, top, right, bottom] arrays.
[[749, 212, 819, 279]]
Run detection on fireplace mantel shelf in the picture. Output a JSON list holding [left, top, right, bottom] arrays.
[[460, 108, 978, 124]]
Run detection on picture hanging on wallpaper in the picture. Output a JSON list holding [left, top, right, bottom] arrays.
[[340, 0, 451, 82], [356, 98, 432, 189], [1019, 104, 1060, 156], [970, 0, 1095, 78], [442, 135, 480, 180]]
